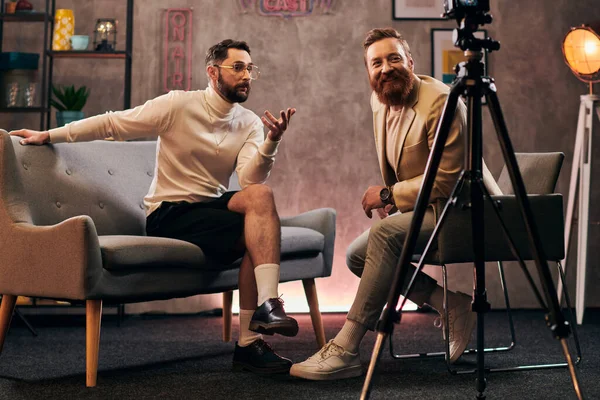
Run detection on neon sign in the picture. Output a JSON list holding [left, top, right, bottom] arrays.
[[163, 8, 193, 92], [240, 0, 334, 18]]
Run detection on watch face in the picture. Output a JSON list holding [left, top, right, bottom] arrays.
[[380, 187, 390, 201]]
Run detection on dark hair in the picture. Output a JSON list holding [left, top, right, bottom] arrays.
[[363, 28, 411, 58], [205, 39, 251, 66]]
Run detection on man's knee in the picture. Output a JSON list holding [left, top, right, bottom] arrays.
[[346, 230, 369, 277], [237, 184, 276, 212], [346, 248, 365, 278], [242, 183, 274, 201]]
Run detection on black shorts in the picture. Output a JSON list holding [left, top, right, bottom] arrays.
[[146, 191, 244, 264]]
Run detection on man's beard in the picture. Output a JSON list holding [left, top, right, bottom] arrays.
[[370, 68, 415, 107], [217, 73, 251, 103]]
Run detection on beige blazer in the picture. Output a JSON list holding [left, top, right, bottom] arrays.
[[372, 75, 501, 213]]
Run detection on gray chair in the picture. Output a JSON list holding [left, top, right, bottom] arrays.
[[389, 152, 582, 373], [0, 131, 336, 386]]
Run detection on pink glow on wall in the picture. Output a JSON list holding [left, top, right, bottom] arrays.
[[163, 8, 193, 92], [239, 0, 334, 18]]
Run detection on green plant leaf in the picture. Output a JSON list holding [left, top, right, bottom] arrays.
[[49, 99, 66, 111], [51, 84, 90, 111]]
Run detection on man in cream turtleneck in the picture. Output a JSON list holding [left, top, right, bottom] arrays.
[[11, 39, 298, 375]]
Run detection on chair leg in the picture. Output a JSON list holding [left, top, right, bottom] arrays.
[[86, 299, 102, 388], [389, 263, 516, 367], [302, 279, 326, 348], [222, 291, 233, 342], [0, 295, 17, 355], [496, 261, 517, 350]]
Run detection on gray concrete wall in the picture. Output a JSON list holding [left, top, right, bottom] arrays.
[[2, 0, 599, 315]]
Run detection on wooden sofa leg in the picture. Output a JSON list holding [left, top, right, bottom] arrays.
[[86, 300, 102, 387], [302, 279, 326, 348], [0, 295, 17, 355], [222, 291, 233, 342]]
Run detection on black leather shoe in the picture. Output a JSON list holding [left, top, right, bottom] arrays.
[[249, 297, 299, 337], [232, 339, 292, 374]]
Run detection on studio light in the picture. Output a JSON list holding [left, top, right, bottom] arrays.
[[562, 24, 600, 94]]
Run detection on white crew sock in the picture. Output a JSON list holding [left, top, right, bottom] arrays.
[[333, 319, 368, 353], [254, 263, 280, 306], [238, 309, 262, 347]]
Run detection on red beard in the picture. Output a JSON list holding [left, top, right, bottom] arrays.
[[371, 67, 415, 107]]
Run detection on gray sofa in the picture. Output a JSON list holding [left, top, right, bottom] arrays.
[[0, 130, 336, 386]]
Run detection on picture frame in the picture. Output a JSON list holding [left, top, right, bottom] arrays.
[[392, 0, 446, 21], [431, 28, 489, 103]]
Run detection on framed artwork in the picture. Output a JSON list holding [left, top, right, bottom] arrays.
[[431, 28, 489, 92], [392, 0, 446, 20]]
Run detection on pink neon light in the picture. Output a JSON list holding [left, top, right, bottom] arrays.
[[239, 0, 333, 18], [163, 8, 193, 92]]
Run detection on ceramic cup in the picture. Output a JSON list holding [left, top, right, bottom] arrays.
[[70, 35, 89, 51]]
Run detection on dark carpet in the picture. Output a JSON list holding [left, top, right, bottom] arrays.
[[0, 309, 598, 400]]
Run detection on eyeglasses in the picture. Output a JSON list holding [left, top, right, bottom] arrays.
[[215, 63, 260, 80]]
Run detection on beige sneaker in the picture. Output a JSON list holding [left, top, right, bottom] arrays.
[[290, 340, 362, 380], [437, 291, 477, 363]]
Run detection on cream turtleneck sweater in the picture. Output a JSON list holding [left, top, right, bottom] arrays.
[[49, 86, 280, 215]]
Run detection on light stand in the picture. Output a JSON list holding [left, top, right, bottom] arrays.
[[556, 23, 600, 325], [557, 93, 599, 324]]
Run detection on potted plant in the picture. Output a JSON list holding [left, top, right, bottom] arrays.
[[50, 84, 90, 127]]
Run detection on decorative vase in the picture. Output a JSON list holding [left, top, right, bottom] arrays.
[[16, 0, 33, 11], [52, 9, 75, 51], [56, 110, 84, 127]]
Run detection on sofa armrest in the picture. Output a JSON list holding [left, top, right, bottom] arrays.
[[0, 215, 103, 300], [280, 208, 336, 277]]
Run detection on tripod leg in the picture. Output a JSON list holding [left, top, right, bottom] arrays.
[[361, 333, 386, 400], [486, 88, 584, 400], [464, 92, 488, 399], [361, 82, 464, 400], [557, 262, 582, 364]]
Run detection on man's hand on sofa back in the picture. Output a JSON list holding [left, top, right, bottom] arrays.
[[10, 129, 51, 146]]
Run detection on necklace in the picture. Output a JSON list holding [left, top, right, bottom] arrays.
[[203, 91, 236, 155]]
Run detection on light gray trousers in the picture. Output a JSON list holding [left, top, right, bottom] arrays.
[[346, 208, 439, 330]]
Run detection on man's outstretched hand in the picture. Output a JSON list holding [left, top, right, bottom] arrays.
[[10, 129, 50, 146], [262, 108, 296, 141]]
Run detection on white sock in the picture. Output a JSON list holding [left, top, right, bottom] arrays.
[[333, 319, 368, 353], [254, 263, 280, 306], [238, 309, 262, 347]]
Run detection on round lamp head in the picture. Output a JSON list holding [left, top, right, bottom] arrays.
[[562, 24, 600, 84]]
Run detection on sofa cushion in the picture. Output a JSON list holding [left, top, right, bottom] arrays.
[[280, 226, 324, 255], [99, 235, 206, 271], [100, 226, 325, 272]]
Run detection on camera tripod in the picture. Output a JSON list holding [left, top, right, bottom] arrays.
[[359, 40, 584, 400]]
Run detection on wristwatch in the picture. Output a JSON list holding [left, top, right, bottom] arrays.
[[379, 185, 395, 205]]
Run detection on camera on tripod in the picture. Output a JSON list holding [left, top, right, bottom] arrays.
[[443, 0, 489, 20], [443, 0, 499, 53]]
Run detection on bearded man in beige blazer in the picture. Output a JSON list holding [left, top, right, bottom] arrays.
[[291, 28, 502, 381]]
